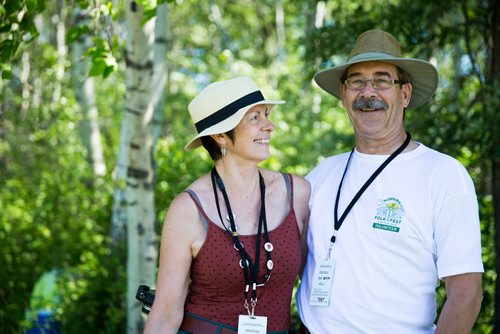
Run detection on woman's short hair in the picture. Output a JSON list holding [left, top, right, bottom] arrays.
[[200, 130, 235, 160]]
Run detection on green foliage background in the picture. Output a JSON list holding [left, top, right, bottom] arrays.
[[1, 0, 497, 333]]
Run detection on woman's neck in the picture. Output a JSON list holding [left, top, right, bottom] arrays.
[[213, 160, 261, 195]]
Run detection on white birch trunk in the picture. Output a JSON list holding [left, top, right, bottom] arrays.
[[114, 2, 158, 333], [32, 17, 42, 110], [275, 0, 286, 62], [71, 8, 107, 177], [209, 1, 228, 52], [314, 1, 326, 29], [151, 3, 169, 143], [21, 51, 30, 112], [52, 1, 67, 104], [311, 1, 326, 113]]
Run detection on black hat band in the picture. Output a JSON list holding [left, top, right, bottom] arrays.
[[195, 90, 264, 133]]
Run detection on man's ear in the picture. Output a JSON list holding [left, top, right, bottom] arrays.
[[340, 84, 347, 107], [402, 83, 412, 108]]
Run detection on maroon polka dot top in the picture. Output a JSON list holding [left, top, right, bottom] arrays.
[[184, 174, 301, 331]]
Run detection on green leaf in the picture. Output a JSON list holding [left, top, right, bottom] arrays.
[[88, 61, 105, 76], [84, 37, 118, 78], [66, 25, 91, 44], [1, 63, 12, 79], [0, 39, 20, 63]]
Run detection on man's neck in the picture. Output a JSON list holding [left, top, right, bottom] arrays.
[[355, 131, 417, 155]]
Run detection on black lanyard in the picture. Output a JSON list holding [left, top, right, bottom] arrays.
[[210, 167, 273, 314], [332, 132, 411, 244]]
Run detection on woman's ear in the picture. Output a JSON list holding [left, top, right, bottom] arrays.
[[210, 133, 226, 146]]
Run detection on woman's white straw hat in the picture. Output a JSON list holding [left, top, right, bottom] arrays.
[[185, 76, 285, 150], [314, 29, 439, 109]]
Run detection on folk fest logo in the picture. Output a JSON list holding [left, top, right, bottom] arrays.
[[373, 197, 404, 233]]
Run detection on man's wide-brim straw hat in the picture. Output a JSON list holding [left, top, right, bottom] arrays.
[[185, 76, 285, 150], [314, 29, 439, 109]]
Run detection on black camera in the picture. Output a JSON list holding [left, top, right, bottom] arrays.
[[136, 285, 155, 315]]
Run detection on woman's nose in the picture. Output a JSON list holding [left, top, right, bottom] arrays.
[[262, 117, 274, 131]]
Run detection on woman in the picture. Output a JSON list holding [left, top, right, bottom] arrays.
[[144, 76, 310, 334]]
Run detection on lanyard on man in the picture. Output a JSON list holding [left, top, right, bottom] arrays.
[[309, 132, 411, 306]]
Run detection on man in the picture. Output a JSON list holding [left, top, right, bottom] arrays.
[[297, 29, 484, 334]]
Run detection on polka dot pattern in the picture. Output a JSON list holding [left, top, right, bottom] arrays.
[[184, 175, 301, 331]]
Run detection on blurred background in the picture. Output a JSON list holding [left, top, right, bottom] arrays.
[[1, 0, 498, 333]]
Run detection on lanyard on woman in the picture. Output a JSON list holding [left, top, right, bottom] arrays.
[[211, 167, 273, 316], [327, 132, 411, 259]]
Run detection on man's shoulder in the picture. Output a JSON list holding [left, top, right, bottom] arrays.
[[414, 144, 473, 187], [307, 152, 351, 180], [416, 144, 467, 170]]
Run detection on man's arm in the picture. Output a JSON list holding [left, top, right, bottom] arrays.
[[436, 272, 483, 334]]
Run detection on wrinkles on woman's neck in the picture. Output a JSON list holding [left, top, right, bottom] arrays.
[[214, 160, 261, 195]]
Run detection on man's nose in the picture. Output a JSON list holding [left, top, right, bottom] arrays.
[[359, 80, 378, 97]]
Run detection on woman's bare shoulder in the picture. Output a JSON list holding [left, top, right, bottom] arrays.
[[163, 174, 212, 234], [290, 174, 311, 193]]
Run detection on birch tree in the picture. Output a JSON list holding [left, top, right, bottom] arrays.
[[20, 51, 31, 112], [275, 0, 286, 63], [71, 7, 107, 177], [488, 0, 500, 329], [112, 1, 164, 332], [151, 2, 169, 143], [52, 0, 67, 104]]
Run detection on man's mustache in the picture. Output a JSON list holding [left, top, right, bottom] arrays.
[[352, 97, 388, 110]]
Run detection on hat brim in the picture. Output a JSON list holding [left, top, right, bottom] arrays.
[[314, 52, 438, 109], [184, 100, 285, 150]]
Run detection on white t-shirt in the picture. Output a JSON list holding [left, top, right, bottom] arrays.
[[297, 143, 484, 334]]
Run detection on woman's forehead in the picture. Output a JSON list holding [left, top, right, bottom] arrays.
[[245, 104, 268, 114]]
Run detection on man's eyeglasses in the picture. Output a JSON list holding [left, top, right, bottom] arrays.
[[344, 75, 403, 90]]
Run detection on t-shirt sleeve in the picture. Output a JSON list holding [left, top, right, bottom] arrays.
[[433, 161, 484, 278]]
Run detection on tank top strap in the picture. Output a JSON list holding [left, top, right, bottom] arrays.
[[184, 189, 209, 229], [281, 173, 294, 210]]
